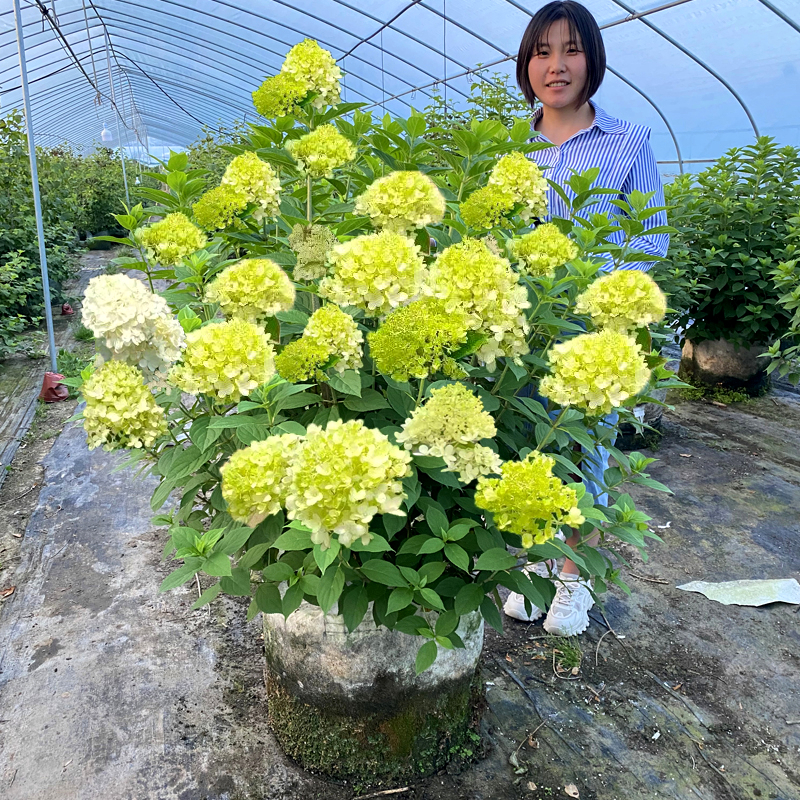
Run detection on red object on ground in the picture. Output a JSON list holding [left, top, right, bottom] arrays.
[[39, 372, 69, 403], [61, 303, 75, 316]]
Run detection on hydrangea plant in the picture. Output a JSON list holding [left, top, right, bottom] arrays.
[[75, 39, 679, 673]]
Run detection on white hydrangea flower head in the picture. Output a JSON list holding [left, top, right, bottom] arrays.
[[281, 39, 342, 109], [82, 273, 184, 372], [488, 151, 548, 221], [285, 420, 411, 549], [575, 269, 667, 331], [354, 171, 446, 232], [303, 304, 363, 373]]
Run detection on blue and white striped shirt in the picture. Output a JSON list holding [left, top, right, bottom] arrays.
[[529, 101, 669, 271]]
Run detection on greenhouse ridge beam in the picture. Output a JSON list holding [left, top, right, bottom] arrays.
[[755, 0, 800, 35], [338, 0, 422, 61]]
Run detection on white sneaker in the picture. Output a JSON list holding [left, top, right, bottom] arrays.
[[543, 571, 594, 636], [503, 560, 556, 622]]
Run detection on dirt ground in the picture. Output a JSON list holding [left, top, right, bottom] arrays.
[[0, 256, 798, 798]]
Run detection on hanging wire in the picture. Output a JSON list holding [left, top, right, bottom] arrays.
[[442, 0, 447, 119], [381, 29, 385, 113], [81, 0, 101, 105]]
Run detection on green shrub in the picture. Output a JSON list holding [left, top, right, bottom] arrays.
[[654, 137, 800, 347]]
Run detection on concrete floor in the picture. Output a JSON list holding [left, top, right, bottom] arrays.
[[0, 388, 798, 799]]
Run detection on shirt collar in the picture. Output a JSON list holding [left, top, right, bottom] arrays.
[[530, 100, 627, 139]]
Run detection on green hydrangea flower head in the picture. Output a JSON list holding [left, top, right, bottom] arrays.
[[281, 39, 342, 109], [488, 151, 548, 221], [460, 185, 515, 230], [475, 452, 584, 547], [192, 185, 249, 230], [427, 239, 530, 369], [275, 337, 331, 383], [288, 223, 337, 281], [575, 269, 667, 331], [138, 212, 206, 266], [354, 170, 446, 232], [396, 383, 502, 484], [252, 72, 307, 118], [205, 258, 295, 324], [82, 273, 184, 372], [303, 304, 363, 373], [320, 231, 427, 317], [221, 434, 303, 526], [539, 329, 651, 416], [170, 319, 276, 402], [221, 152, 281, 218], [510, 223, 579, 277], [285, 124, 356, 178], [285, 419, 411, 549], [368, 297, 468, 381], [82, 360, 167, 451]]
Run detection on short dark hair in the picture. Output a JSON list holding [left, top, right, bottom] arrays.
[[516, 1, 606, 109]]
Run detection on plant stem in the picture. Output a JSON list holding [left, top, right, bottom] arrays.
[[416, 378, 426, 407], [306, 174, 313, 222], [535, 408, 567, 451]]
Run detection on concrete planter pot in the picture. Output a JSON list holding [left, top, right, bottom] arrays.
[[679, 338, 769, 392], [263, 602, 484, 782]]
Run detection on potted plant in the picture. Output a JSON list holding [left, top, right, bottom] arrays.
[[71, 40, 676, 783], [655, 138, 800, 393]]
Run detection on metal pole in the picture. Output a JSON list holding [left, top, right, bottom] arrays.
[[13, 0, 58, 374], [105, 29, 130, 205]]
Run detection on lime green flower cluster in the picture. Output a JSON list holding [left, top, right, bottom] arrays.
[[368, 298, 468, 381], [192, 185, 248, 230], [397, 384, 502, 484], [221, 434, 303, 526], [488, 151, 548, 221], [252, 72, 308, 118], [354, 171, 446, 232], [82, 360, 167, 451], [275, 337, 330, 383], [475, 452, 584, 547], [221, 152, 281, 219], [288, 223, 337, 281], [276, 304, 362, 382], [460, 185, 515, 229], [286, 124, 356, 178], [205, 258, 295, 324], [139, 212, 206, 266], [427, 239, 530, 369], [539, 329, 650, 416], [281, 39, 342, 109], [170, 319, 276, 402], [82, 274, 184, 372], [575, 269, 667, 331], [285, 420, 411, 549], [303, 304, 363, 372], [321, 231, 427, 316], [510, 223, 579, 277]]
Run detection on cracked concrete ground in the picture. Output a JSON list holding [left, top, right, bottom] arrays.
[[0, 388, 798, 799]]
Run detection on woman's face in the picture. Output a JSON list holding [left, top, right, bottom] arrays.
[[527, 19, 588, 111]]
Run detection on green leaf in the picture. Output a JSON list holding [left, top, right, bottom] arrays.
[[220, 566, 251, 596], [216, 526, 253, 555], [317, 565, 345, 613], [343, 388, 390, 412], [328, 369, 362, 396], [177, 306, 202, 333], [455, 583, 485, 616], [341, 585, 369, 632], [480, 595, 504, 633], [150, 478, 176, 511], [435, 609, 459, 637], [189, 416, 223, 452], [282, 581, 305, 616], [423, 503, 449, 537], [239, 542, 272, 569], [384, 513, 407, 537], [191, 582, 222, 610], [273, 527, 313, 551], [255, 582, 283, 614], [387, 587, 415, 613], [415, 640, 438, 674], [474, 548, 517, 571], [314, 540, 341, 574], [418, 587, 445, 610], [418, 537, 445, 554], [418, 561, 446, 584], [262, 561, 296, 582], [159, 561, 201, 592], [202, 551, 232, 577], [359, 559, 407, 586], [444, 542, 471, 572]]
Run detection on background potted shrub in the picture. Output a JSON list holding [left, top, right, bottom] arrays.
[[654, 138, 800, 392], [72, 40, 678, 783]]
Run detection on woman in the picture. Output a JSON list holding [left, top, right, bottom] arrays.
[[503, 0, 669, 635]]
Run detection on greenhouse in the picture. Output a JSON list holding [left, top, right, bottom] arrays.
[[0, 1, 799, 799]]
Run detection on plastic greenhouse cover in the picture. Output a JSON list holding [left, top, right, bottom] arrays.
[[0, 0, 798, 175]]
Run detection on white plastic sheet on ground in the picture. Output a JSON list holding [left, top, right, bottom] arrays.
[[677, 578, 800, 607]]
